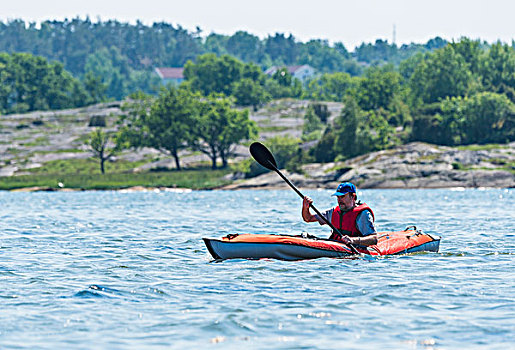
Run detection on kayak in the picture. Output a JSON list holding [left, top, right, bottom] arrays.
[[203, 227, 440, 261]]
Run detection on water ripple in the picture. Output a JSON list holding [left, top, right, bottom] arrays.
[[0, 189, 513, 349]]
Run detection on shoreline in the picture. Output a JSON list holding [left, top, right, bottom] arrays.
[[1, 142, 514, 192], [3, 183, 513, 193]]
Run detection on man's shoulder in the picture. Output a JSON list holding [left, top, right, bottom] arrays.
[[356, 208, 374, 222], [357, 208, 373, 216]]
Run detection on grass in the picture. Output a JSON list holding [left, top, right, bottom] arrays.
[[27, 158, 149, 175], [30, 148, 87, 155], [0, 156, 233, 190], [280, 113, 303, 119], [258, 126, 294, 132], [0, 168, 232, 190], [21, 136, 50, 147], [471, 166, 515, 174], [418, 153, 441, 161], [456, 144, 509, 151], [6, 147, 23, 155]]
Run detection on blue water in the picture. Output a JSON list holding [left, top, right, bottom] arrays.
[[0, 188, 513, 349]]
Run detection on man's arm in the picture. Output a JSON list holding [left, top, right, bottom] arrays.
[[352, 210, 377, 246], [349, 234, 377, 246], [356, 210, 376, 236], [302, 197, 332, 225], [302, 196, 318, 222]]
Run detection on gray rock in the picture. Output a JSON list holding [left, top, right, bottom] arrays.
[[223, 142, 515, 190]]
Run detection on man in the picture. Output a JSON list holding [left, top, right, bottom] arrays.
[[302, 182, 377, 246]]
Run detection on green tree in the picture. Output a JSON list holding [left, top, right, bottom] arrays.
[[192, 94, 257, 169], [183, 53, 244, 96], [265, 135, 303, 172], [327, 96, 398, 160], [398, 52, 425, 83], [232, 78, 270, 110], [226, 31, 263, 62], [88, 128, 122, 174], [84, 47, 131, 100], [118, 91, 154, 149], [204, 33, 229, 56], [411, 92, 515, 145], [355, 67, 401, 111], [267, 68, 303, 98], [312, 128, 337, 163], [442, 92, 515, 144], [82, 72, 108, 104], [312, 103, 330, 123], [333, 96, 361, 158], [450, 38, 484, 76], [147, 87, 200, 170], [241, 62, 267, 83], [354, 39, 398, 65], [272, 67, 292, 87], [302, 105, 324, 141], [304, 72, 357, 101], [409, 45, 473, 104], [264, 33, 298, 65], [0, 52, 91, 114], [298, 39, 347, 72], [480, 42, 515, 101], [232, 62, 270, 109], [119, 88, 199, 170]]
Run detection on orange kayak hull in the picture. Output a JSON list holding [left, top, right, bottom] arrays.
[[203, 229, 440, 261]]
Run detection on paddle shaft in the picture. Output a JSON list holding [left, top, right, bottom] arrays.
[[266, 160, 360, 254]]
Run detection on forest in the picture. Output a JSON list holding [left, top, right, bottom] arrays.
[[0, 18, 514, 170], [0, 18, 451, 100]]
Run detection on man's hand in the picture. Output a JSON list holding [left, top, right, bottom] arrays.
[[303, 196, 313, 209], [340, 235, 352, 245], [302, 196, 317, 222]]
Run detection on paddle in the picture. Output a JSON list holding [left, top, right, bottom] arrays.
[[249, 141, 360, 254]]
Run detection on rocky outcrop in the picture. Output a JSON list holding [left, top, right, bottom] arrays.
[[222, 142, 515, 190], [1, 100, 513, 190]]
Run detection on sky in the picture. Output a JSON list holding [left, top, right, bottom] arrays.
[[2, 0, 514, 50]]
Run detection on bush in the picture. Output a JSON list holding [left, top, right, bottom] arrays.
[[303, 105, 324, 135], [89, 115, 107, 127], [312, 103, 330, 123], [265, 135, 302, 172]]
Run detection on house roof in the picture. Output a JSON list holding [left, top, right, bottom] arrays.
[[286, 65, 306, 74], [155, 67, 184, 79]]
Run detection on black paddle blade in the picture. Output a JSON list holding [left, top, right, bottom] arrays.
[[249, 142, 278, 171]]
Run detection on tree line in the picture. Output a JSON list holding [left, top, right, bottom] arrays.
[[0, 52, 104, 114], [0, 50, 304, 114], [0, 18, 454, 100]]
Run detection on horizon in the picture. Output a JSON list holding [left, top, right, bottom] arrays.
[[2, 0, 514, 50]]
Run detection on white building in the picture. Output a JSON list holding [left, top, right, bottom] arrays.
[[264, 65, 316, 82]]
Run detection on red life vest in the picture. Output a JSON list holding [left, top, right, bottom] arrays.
[[329, 203, 374, 240]]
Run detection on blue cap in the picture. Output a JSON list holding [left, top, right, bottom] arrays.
[[332, 182, 356, 196]]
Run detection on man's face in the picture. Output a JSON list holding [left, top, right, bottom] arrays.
[[337, 192, 355, 210]]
